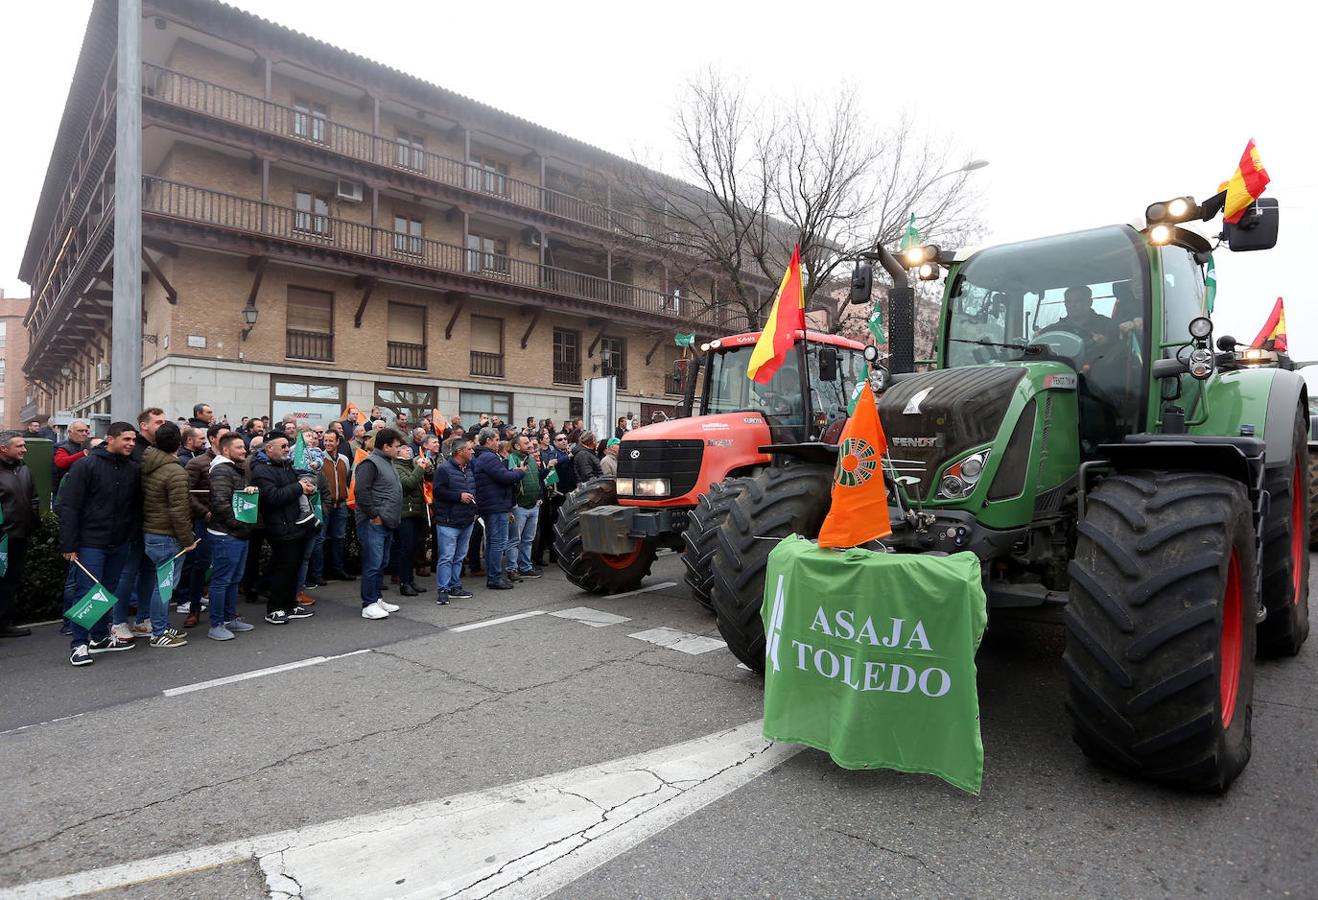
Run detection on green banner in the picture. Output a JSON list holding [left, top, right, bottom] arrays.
[[64, 582, 117, 629], [867, 303, 885, 347], [233, 490, 260, 524], [675, 332, 695, 348], [899, 212, 920, 251], [1205, 254, 1217, 313], [156, 558, 178, 606], [761, 535, 988, 793]]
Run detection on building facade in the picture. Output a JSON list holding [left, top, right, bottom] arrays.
[[20, 0, 772, 430], [0, 293, 51, 429]]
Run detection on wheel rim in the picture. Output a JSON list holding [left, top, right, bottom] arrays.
[[1220, 549, 1244, 728], [599, 541, 643, 570], [1291, 461, 1304, 604]]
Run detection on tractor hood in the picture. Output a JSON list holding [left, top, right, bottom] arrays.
[[878, 366, 1028, 497], [621, 411, 769, 442]]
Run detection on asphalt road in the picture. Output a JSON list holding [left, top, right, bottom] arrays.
[[0, 551, 1313, 899]]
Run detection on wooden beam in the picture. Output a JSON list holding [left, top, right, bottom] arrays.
[[353, 277, 377, 328], [444, 293, 467, 340], [142, 237, 178, 257], [587, 324, 607, 358], [140, 249, 177, 304], [644, 333, 665, 365], [519, 306, 542, 350], [246, 256, 267, 308]]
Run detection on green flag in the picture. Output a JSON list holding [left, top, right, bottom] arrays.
[[232, 489, 260, 524], [64, 582, 118, 629], [1204, 254, 1217, 313], [867, 303, 885, 346], [545, 466, 559, 488], [899, 213, 920, 251], [292, 430, 307, 469], [761, 535, 989, 794], [156, 558, 178, 606], [846, 380, 866, 416], [675, 332, 695, 348]]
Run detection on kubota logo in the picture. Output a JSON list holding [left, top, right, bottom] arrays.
[[903, 388, 931, 415], [630, 449, 641, 459]]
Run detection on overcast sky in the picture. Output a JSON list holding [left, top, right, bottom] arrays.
[[2, 0, 1313, 364]]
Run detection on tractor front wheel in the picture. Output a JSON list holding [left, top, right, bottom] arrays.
[[682, 479, 750, 611], [553, 479, 658, 594], [1065, 470, 1258, 792], [709, 465, 833, 672]]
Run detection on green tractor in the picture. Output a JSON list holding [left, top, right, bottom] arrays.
[[710, 194, 1308, 791]]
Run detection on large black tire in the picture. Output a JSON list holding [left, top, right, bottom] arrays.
[[709, 465, 833, 672], [1257, 407, 1311, 656], [681, 479, 750, 611], [1065, 470, 1258, 792], [553, 479, 658, 594], [1309, 452, 1318, 550]]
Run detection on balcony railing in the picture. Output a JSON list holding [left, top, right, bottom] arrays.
[[470, 351, 504, 378], [553, 360, 581, 385], [143, 64, 656, 239], [143, 178, 717, 325], [287, 329, 334, 361], [387, 341, 426, 370]]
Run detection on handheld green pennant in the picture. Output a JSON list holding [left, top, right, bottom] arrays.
[[156, 557, 178, 606], [232, 489, 260, 524], [64, 582, 117, 629]]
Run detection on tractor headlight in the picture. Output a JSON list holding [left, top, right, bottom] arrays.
[[959, 452, 988, 481], [1189, 347, 1214, 380], [632, 478, 670, 497], [938, 451, 989, 499], [939, 475, 966, 498], [1149, 224, 1173, 245], [615, 478, 634, 496], [1188, 316, 1213, 341]]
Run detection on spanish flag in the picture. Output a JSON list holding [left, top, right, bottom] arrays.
[[818, 382, 892, 548], [1220, 140, 1271, 225], [747, 245, 806, 384], [1250, 298, 1288, 352]]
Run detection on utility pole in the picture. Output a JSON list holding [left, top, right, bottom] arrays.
[[111, 0, 143, 421]]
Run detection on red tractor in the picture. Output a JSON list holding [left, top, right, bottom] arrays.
[[554, 328, 870, 605]]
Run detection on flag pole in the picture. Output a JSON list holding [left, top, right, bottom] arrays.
[[71, 558, 100, 584], [796, 328, 813, 440]]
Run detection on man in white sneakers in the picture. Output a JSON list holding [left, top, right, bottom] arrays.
[[354, 428, 404, 619]]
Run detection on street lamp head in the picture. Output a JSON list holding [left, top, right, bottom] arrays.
[[961, 159, 990, 172], [242, 305, 259, 326]]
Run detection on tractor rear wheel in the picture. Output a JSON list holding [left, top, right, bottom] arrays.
[[682, 479, 750, 611], [709, 465, 833, 672], [554, 479, 658, 594], [1257, 407, 1311, 656], [1065, 470, 1257, 792], [1308, 453, 1318, 550]]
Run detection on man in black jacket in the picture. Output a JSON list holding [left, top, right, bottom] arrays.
[[0, 431, 39, 638], [206, 433, 258, 641], [55, 422, 141, 667], [573, 432, 603, 484], [251, 435, 317, 626], [354, 428, 404, 619]]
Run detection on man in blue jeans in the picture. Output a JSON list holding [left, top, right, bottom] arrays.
[[55, 422, 141, 667], [182, 422, 227, 628], [432, 438, 477, 604], [354, 428, 404, 620], [471, 427, 525, 590], [318, 430, 351, 579], [205, 433, 258, 640], [137, 422, 197, 648], [506, 435, 543, 579]]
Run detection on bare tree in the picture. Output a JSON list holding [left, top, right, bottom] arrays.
[[619, 70, 983, 334]]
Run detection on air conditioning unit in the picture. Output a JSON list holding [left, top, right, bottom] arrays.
[[336, 179, 363, 203], [522, 227, 542, 248], [95, 362, 110, 382]]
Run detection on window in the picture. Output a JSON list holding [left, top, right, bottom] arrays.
[[395, 131, 425, 172], [1160, 247, 1205, 345], [470, 315, 504, 377], [0, 358, 6, 386], [286, 287, 334, 361], [553, 328, 580, 385], [387, 303, 426, 370], [600, 336, 627, 389], [292, 98, 327, 144], [375, 383, 435, 425], [468, 154, 509, 196], [569, 397, 583, 419], [393, 214, 423, 256], [294, 191, 330, 236], [270, 376, 345, 429], [465, 232, 509, 275], [460, 389, 512, 423], [0, 320, 7, 351]]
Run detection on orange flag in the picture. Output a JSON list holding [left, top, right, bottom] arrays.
[[817, 382, 892, 548], [1250, 297, 1288, 352], [431, 408, 448, 434], [339, 402, 367, 425], [747, 244, 806, 384], [346, 446, 370, 511]]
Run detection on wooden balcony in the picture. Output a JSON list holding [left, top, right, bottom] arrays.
[[287, 329, 334, 361], [387, 341, 426, 370], [470, 351, 504, 378], [143, 64, 656, 240], [142, 178, 716, 325]]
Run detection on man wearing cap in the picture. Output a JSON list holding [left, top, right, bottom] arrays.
[[601, 437, 621, 478]]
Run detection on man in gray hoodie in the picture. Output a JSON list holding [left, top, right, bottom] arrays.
[[355, 428, 404, 620]]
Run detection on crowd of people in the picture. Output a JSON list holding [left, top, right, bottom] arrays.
[[0, 401, 646, 668]]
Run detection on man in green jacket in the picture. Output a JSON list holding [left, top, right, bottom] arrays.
[[506, 435, 543, 579], [390, 445, 432, 597]]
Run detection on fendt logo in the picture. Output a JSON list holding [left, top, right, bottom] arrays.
[[891, 436, 941, 448]]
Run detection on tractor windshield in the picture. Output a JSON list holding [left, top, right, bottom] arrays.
[[945, 225, 1150, 451], [705, 342, 865, 429]]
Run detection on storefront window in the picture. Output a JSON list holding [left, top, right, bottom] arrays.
[[270, 376, 345, 429]]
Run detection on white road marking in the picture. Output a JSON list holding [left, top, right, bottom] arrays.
[[628, 626, 728, 655], [450, 610, 546, 633], [0, 712, 85, 737], [6, 720, 799, 900], [605, 581, 678, 599], [161, 649, 371, 698], [549, 606, 632, 628]]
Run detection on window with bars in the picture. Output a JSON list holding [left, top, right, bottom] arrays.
[[387, 303, 426, 370], [395, 131, 425, 171], [286, 287, 334, 361], [393, 214, 423, 256], [469, 315, 504, 377], [553, 328, 580, 385], [600, 336, 627, 389], [292, 99, 327, 144], [294, 191, 330, 236], [465, 233, 509, 275]]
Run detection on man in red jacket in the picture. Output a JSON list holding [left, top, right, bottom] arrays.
[[53, 420, 97, 497]]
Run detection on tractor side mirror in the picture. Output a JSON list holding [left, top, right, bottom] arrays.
[[818, 347, 839, 382], [1224, 198, 1279, 252], [849, 263, 873, 304]]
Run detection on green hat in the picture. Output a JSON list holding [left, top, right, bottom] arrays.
[[607, 437, 621, 448]]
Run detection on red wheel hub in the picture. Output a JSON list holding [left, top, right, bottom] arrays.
[[599, 541, 643, 570], [1220, 549, 1244, 728], [1290, 461, 1304, 604]]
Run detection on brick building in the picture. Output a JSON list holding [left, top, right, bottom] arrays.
[[0, 292, 51, 430], [20, 0, 773, 429]]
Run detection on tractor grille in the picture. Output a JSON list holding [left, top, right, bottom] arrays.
[[617, 439, 704, 499], [879, 367, 1026, 497]]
